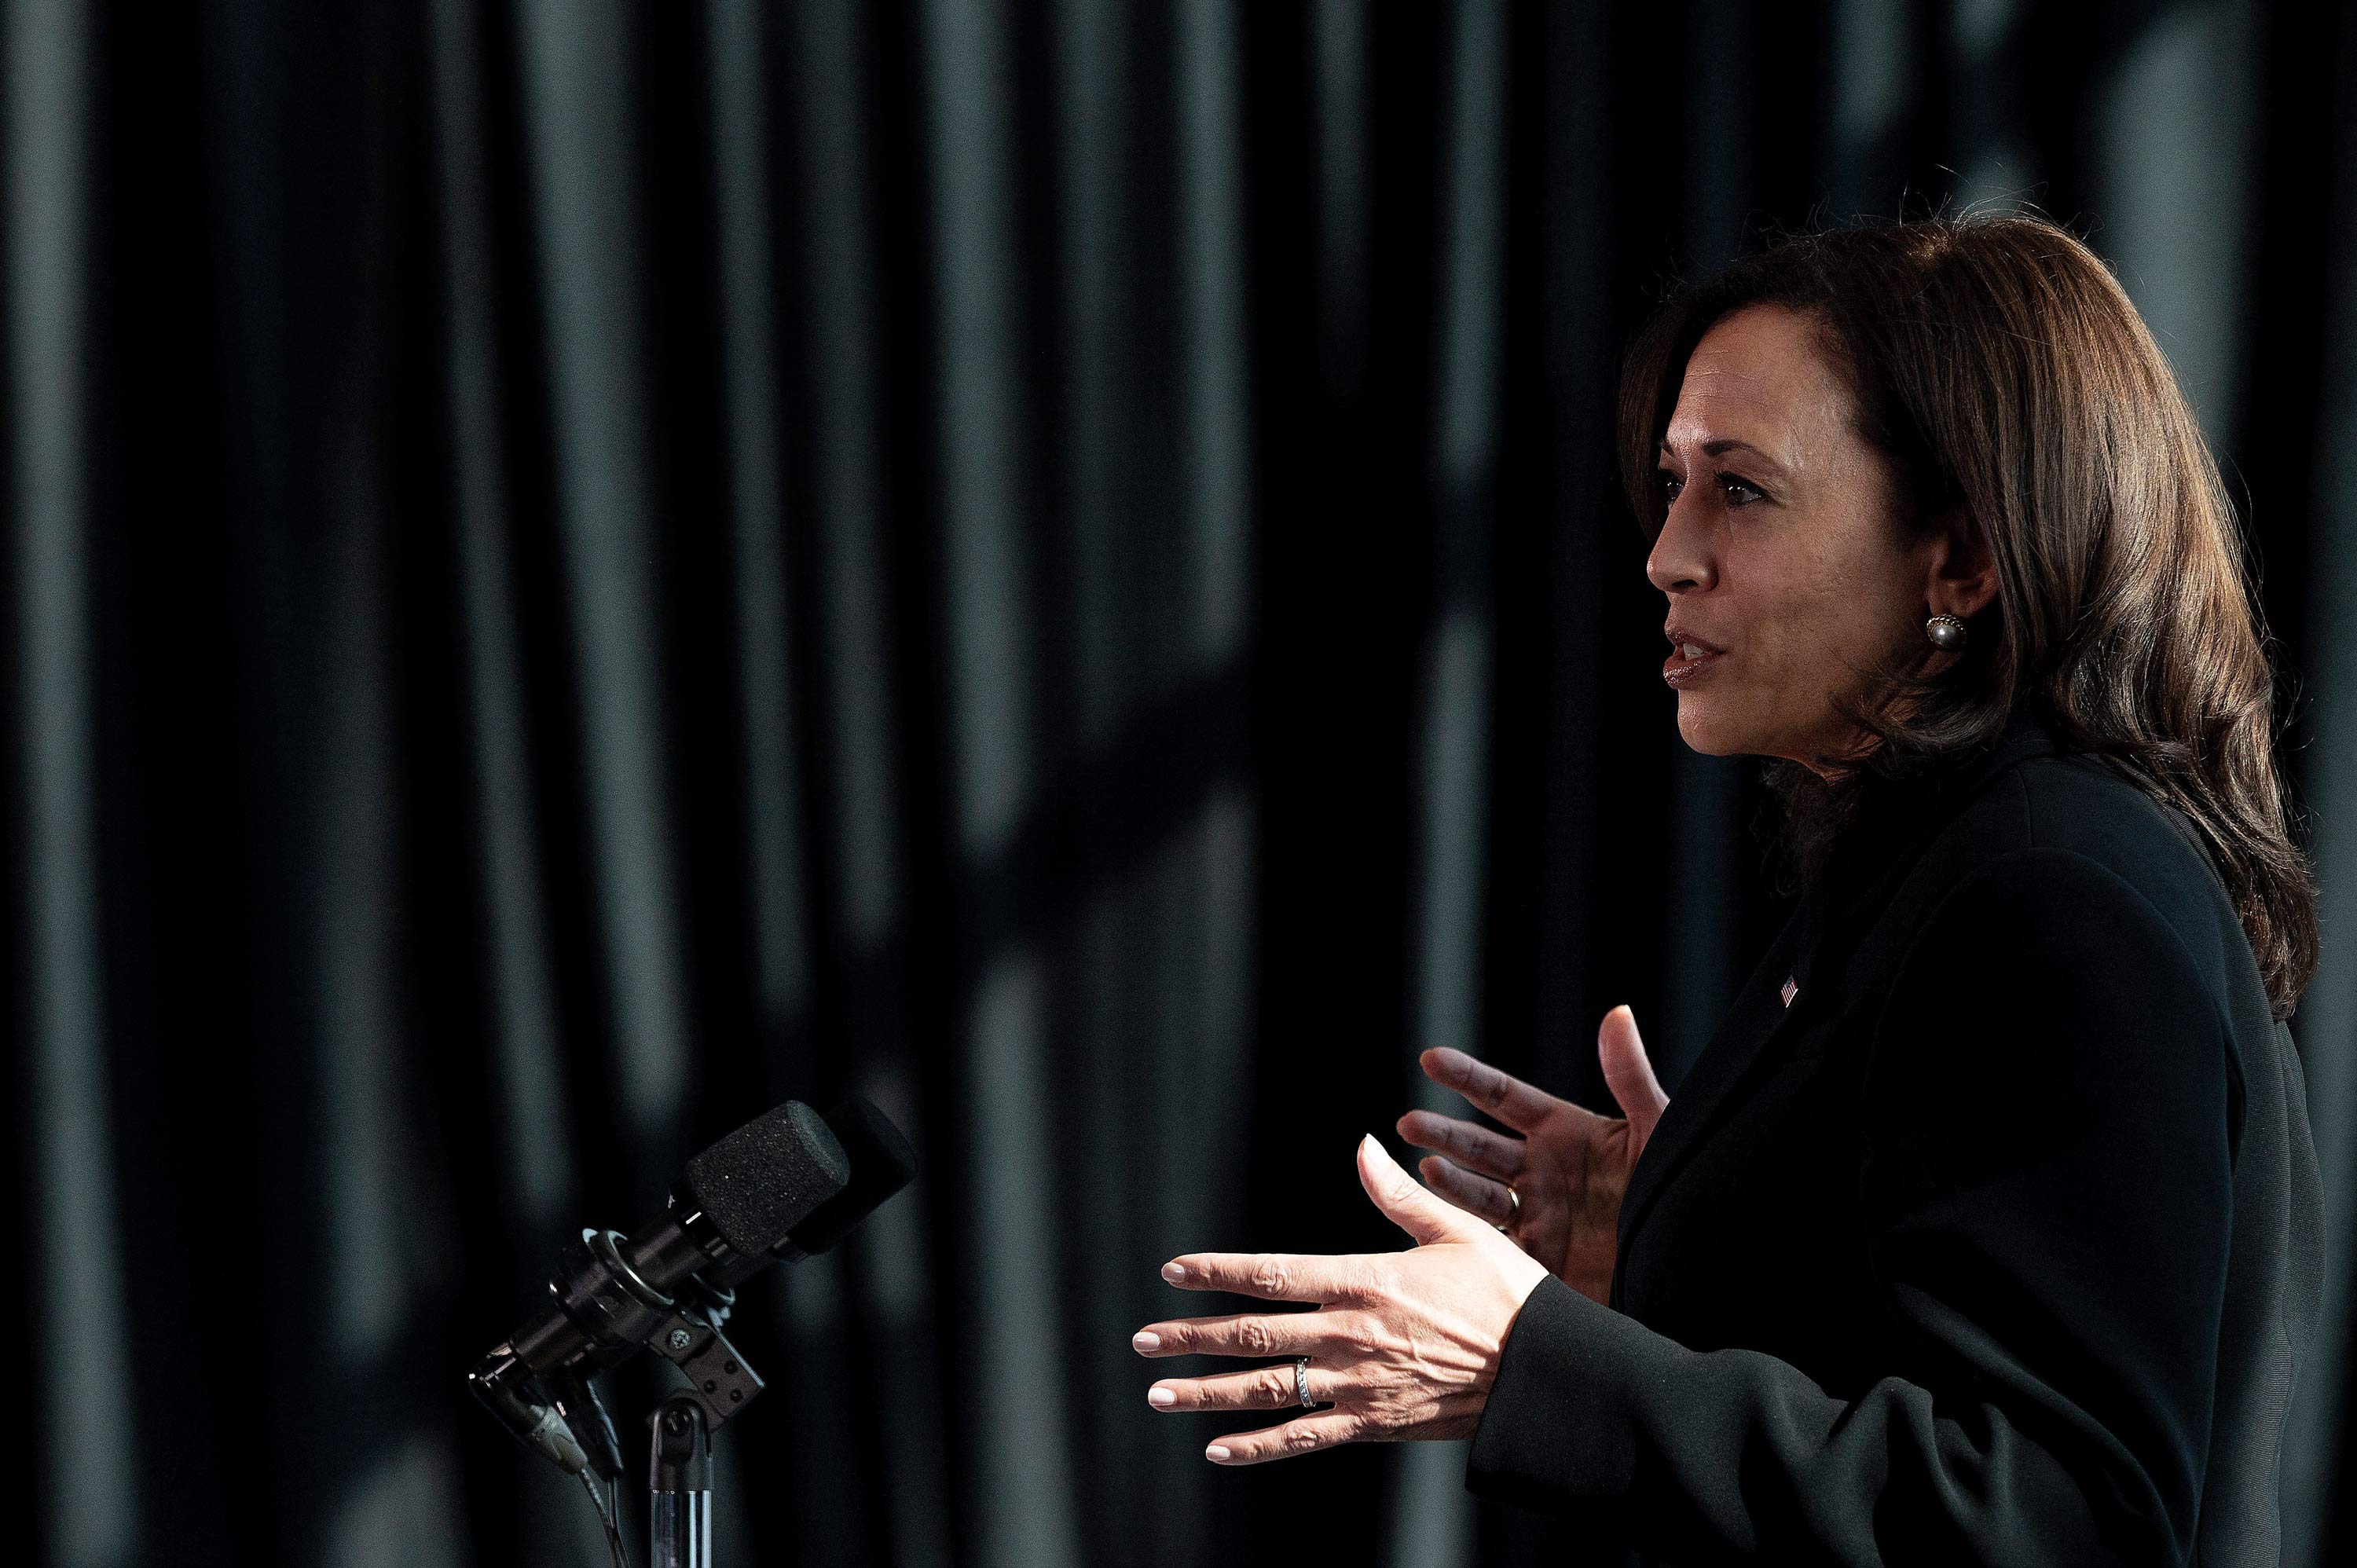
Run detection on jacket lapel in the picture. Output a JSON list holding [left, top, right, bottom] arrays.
[[1611, 711, 2061, 1297], [1610, 909, 1809, 1291]]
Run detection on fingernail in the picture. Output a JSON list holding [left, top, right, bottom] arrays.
[[1132, 1331, 1160, 1353], [1161, 1261, 1188, 1284], [1206, 1444, 1232, 1463], [1148, 1385, 1177, 1409]]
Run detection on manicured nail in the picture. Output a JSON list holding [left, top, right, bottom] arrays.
[[1161, 1261, 1188, 1284], [1148, 1385, 1177, 1409], [1131, 1331, 1160, 1353], [1206, 1444, 1232, 1463]]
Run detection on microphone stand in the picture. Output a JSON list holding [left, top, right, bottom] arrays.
[[636, 1274, 750, 1568], [467, 1094, 917, 1566], [472, 1266, 761, 1568], [649, 1391, 712, 1568], [632, 1275, 755, 1568]]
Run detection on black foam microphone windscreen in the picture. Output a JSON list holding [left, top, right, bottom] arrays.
[[783, 1097, 919, 1256], [683, 1100, 853, 1256]]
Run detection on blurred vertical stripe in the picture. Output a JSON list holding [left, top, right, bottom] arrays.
[[0, 4, 2350, 1566], [6, 0, 137, 1561]]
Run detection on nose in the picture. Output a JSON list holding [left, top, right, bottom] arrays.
[[1645, 493, 1716, 595]]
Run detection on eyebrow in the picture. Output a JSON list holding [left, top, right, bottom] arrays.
[[1657, 437, 1787, 471]]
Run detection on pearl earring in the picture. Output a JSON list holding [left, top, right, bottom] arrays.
[[1925, 614, 1967, 651]]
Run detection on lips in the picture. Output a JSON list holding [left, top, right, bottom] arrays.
[[1662, 638, 1727, 688]]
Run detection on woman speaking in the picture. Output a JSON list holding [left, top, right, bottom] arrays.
[[1132, 214, 2324, 1565]]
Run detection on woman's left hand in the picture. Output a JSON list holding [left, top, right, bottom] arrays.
[[1134, 1134, 1552, 1465]]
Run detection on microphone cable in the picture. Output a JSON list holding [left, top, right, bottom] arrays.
[[578, 1467, 631, 1568]]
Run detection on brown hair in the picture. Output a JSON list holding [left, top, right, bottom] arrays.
[[1618, 214, 2319, 1020]]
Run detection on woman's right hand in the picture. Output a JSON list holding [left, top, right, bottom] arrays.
[[1395, 1005, 1669, 1305]]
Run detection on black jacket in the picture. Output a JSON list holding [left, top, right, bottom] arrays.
[[1466, 709, 2323, 1565]]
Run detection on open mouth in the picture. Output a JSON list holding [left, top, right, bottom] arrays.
[[1662, 645, 1725, 687]]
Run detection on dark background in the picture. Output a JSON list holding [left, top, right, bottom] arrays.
[[6, 2, 2356, 1565]]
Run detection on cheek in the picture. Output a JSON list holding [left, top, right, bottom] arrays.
[[1783, 529, 1902, 628], [1732, 546, 1897, 691], [1738, 551, 1842, 655]]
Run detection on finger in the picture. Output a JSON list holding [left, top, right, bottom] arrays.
[[1358, 1134, 1475, 1246], [1395, 1108, 1527, 1182], [1148, 1362, 1345, 1413], [1133, 1310, 1332, 1360], [1419, 1046, 1562, 1134], [1204, 1409, 1367, 1466], [1161, 1251, 1366, 1303], [1598, 1005, 1670, 1141], [1417, 1155, 1516, 1227]]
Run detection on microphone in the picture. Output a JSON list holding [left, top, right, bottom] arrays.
[[467, 1096, 919, 1477], [469, 1100, 850, 1471], [708, 1096, 918, 1286]]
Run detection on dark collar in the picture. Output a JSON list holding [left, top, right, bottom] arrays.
[[1611, 707, 2062, 1292], [1785, 706, 2062, 998]]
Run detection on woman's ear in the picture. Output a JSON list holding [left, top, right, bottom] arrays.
[[1923, 509, 1998, 621]]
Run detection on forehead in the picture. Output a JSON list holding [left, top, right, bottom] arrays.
[[1662, 304, 1855, 457]]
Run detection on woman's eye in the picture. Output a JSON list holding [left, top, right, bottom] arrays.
[[1656, 470, 1683, 503], [1719, 474, 1765, 507]]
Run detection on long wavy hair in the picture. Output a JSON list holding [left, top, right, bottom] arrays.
[[1618, 214, 2319, 1020]]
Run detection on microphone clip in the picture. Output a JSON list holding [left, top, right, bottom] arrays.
[[644, 1299, 765, 1430], [470, 1233, 764, 1479]]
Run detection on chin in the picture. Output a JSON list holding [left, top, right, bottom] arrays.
[[1675, 701, 1766, 760], [1675, 701, 1728, 753]]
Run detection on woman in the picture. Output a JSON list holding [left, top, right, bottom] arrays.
[[1133, 215, 2324, 1566]]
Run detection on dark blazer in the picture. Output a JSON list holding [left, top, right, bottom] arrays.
[[1466, 708, 2323, 1565]]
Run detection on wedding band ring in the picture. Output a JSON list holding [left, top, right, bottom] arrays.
[[1293, 1357, 1313, 1409], [1503, 1186, 1520, 1230]]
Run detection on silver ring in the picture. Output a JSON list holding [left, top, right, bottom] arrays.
[[1501, 1186, 1520, 1231], [1293, 1357, 1313, 1409]]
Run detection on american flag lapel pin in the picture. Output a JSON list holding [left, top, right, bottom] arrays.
[[1780, 976, 1798, 1008]]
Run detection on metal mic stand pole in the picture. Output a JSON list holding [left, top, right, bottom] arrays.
[[649, 1390, 712, 1568], [643, 1275, 751, 1568]]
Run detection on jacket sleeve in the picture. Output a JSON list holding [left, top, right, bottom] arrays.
[[1466, 847, 2241, 1566]]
